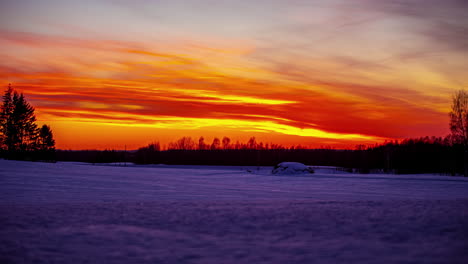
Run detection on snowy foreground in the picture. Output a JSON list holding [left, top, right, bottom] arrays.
[[1, 160, 467, 263]]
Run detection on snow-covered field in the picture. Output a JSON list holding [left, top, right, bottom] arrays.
[[1, 159, 467, 263]]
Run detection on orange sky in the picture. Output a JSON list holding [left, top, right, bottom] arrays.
[[1, 0, 467, 150]]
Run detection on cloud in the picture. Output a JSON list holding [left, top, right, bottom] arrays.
[[363, 0, 468, 54], [1, 4, 457, 146]]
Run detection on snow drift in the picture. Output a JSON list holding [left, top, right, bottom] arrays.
[[272, 162, 314, 175]]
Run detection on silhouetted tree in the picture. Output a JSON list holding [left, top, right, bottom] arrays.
[[1, 84, 38, 152], [135, 142, 160, 164], [38, 125, 55, 151], [450, 89, 468, 176], [222, 136, 231, 150], [234, 140, 241, 150], [247, 137, 257, 149], [37, 124, 55, 161], [198, 136, 206, 150], [0, 84, 14, 151], [12, 92, 38, 151], [0, 84, 55, 160], [168, 136, 195, 150], [210, 137, 220, 150], [148, 142, 160, 151]]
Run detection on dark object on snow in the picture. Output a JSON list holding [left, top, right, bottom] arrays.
[[272, 162, 314, 175]]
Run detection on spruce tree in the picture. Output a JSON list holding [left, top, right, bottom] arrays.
[[39, 124, 55, 151], [0, 84, 56, 160], [0, 84, 14, 151], [11, 91, 38, 151]]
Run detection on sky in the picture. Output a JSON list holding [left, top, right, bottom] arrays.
[[1, 0, 467, 150]]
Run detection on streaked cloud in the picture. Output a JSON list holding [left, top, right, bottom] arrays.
[[1, 0, 466, 149]]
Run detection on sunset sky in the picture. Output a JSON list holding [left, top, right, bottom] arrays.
[[1, 0, 467, 150]]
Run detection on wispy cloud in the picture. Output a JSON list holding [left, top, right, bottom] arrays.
[[1, 0, 465, 148]]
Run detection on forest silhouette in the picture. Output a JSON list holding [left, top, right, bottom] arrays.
[[56, 135, 465, 175], [1, 84, 467, 176], [58, 89, 468, 176]]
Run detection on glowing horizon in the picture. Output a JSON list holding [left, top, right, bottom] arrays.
[[1, 0, 466, 150]]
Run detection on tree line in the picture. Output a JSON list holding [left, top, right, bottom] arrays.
[[132, 135, 464, 175], [1, 83, 466, 176], [56, 89, 468, 176], [53, 135, 463, 175], [167, 136, 288, 151], [0, 84, 56, 160]]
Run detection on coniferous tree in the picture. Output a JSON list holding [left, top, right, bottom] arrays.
[[0, 84, 56, 160], [38, 125, 55, 151], [12, 92, 38, 151], [0, 84, 15, 151], [37, 124, 56, 161]]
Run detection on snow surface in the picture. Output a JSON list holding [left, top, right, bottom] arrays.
[[1, 159, 468, 263], [272, 162, 314, 175]]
